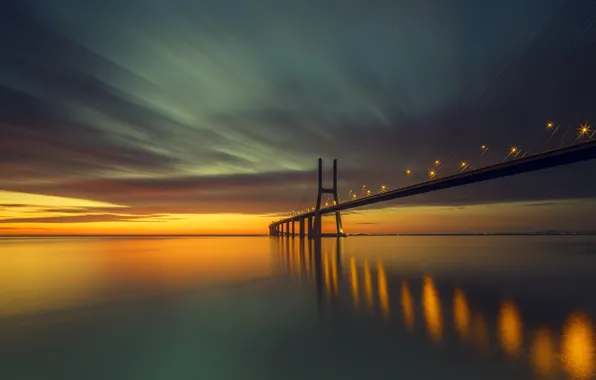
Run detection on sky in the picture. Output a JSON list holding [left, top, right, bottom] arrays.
[[1, 0, 596, 234]]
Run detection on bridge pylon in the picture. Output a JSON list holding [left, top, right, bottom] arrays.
[[311, 157, 346, 238]]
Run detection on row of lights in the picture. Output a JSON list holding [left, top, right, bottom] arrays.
[[282, 121, 593, 218]]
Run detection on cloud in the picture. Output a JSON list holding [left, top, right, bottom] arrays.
[[0, 214, 165, 224], [1, 0, 596, 221]]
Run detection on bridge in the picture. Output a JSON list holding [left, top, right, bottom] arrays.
[[269, 137, 596, 238]]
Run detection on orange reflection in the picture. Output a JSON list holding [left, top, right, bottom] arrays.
[[423, 275, 442, 343], [331, 251, 339, 298], [472, 313, 489, 351], [323, 252, 331, 296], [498, 300, 523, 358], [350, 257, 359, 309], [562, 311, 594, 379], [295, 244, 302, 278], [531, 327, 556, 377], [401, 280, 414, 330], [363, 260, 374, 309], [453, 288, 471, 340], [377, 262, 390, 319], [0, 238, 272, 318], [303, 245, 310, 278]]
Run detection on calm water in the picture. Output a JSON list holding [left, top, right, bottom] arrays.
[[1, 236, 595, 380]]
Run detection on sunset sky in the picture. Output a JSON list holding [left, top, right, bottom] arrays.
[[2, 0, 596, 235]]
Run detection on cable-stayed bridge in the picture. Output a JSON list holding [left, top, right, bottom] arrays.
[[269, 135, 596, 238], [269, 0, 596, 238]]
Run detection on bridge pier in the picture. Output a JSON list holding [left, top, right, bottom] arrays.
[[299, 218, 305, 238], [307, 215, 313, 239], [311, 158, 346, 238], [291, 219, 295, 237]]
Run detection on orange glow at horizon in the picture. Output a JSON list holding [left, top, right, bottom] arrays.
[[3, 192, 596, 235]]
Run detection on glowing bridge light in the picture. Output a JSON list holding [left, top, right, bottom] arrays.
[[434, 159, 440, 165], [547, 121, 554, 128], [578, 123, 592, 138], [481, 145, 487, 150], [405, 169, 413, 176], [428, 169, 436, 179], [511, 146, 518, 153], [352, 193, 357, 200], [381, 185, 387, 192], [461, 161, 467, 167]]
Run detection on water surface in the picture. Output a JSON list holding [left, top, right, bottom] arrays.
[[1, 236, 595, 380]]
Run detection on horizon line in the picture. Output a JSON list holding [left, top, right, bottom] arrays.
[[1, 232, 596, 238]]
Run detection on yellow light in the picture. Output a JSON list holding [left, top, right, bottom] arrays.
[[453, 288, 471, 340], [406, 169, 412, 175], [333, 200, 337, 205], [401, 281, 414, 330], [547, 121, 554, 128], [531, 327, 556, 377], [435, 160, 440, 165], [562, 311, 594, 379], [363, 260, 373, 309], [423, 275, 443, 343], [510, 146, 517, 153], [481, 145, 486, 149], [578, 123, 591, 137], [401, 280, 414, 330], [461, 161, 467, 167], [499, 300, 523, 358], [350, 257, 359, 310], [377, 262, 390, 319], [428, 170, 436, 178]]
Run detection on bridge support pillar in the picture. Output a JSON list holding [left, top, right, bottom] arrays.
[[312, 158, 346, 238], [285, 221, 290, 237], [307, 215, 313, 238], [299, 218, 305, 238], [291, 220, 295, 237]]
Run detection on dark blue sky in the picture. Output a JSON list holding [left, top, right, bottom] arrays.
[[1, 0, 596, 228]]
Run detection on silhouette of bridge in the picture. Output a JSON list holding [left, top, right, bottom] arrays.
[[269, 139, 596, 238]]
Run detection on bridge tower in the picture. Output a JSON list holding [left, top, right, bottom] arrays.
[[311, 158, 346, 238]]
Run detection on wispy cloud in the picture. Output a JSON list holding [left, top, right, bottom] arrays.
[[1, 0, 595, 224]]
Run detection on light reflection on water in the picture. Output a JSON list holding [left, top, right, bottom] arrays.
[[1, 236, 596, 380], [453, 288, 471, 340], [499, 300, 523, 359], [278, 236, 596, 380]]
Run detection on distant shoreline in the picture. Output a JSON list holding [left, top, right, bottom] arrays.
[[1, 233, 595, 238]]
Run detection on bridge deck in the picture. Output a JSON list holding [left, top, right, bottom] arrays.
[[272, 139, 596, 226]]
